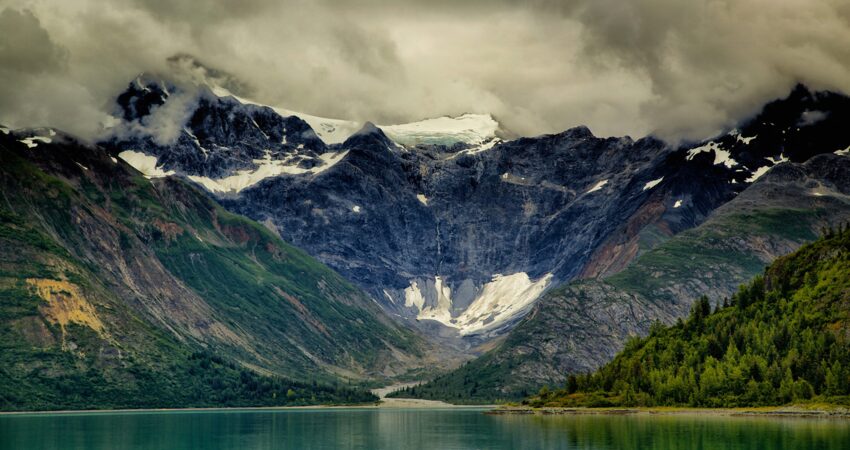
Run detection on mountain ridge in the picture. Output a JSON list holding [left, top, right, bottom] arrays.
[[101, 80, 850, 354]]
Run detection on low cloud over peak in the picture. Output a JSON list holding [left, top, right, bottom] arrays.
[[1, 0, 849, 143]]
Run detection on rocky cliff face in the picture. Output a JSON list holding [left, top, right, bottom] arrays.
[[401, 154, 850, 401], [102, 80, 850, 351], [225, 125, 678, 340]]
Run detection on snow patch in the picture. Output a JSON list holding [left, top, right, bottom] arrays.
[[110, 157, 118, 164], [75, 162, 89, 171], [17, 136, 52, 149], [416, 277, 454, 325], [404, 282, 425, 311], [187, 150, 348, 194], [250, 118, 269, 140], [746, 153, 789, 183], [455, 273, 553, 336], [449, 138, 502, 158], [209, 85, 360, 145], [737, 134, 757, 145], [184, 127, 208, 157], [382, 290, 395, 304], [586, 179, 608, 194], [133, 75, 149, 91], [288, 115, 360, 145], [416, 194, 429, 206], [643, 177, 664, 191], [0, 126, 9, 134], [118, 150, 176, 179], [835, 146, 850, 156], [765, 153, 789, 165], [686, 141, 738, 168], [673, 199, 682, 208], [745, 166, 771, 183], [352, 205, 361, 213]]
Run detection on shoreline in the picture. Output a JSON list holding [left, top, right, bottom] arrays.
[[370, 382, 497, 409], [0, 403, 494, 417], [486, 405, 850, 419], [0, 382, 495, 416], [0, 382, 497, 416], [5, 404, 849, 419]]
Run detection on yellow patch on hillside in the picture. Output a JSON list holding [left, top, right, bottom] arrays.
[[26, 278, 106, 337]]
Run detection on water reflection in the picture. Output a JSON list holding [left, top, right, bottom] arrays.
[[1, 409, 848, 450]]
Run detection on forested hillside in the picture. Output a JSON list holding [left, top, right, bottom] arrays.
[[527, 227, 850, 408]]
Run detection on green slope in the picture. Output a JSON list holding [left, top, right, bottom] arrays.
[[391, 155, 850, 403], [0, 132, 423, 411], [528, 226, 850, 407]]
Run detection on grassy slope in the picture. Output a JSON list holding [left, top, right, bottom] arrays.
[[0, 135, 420, 410], [607, 208, 818, 301], [528, 227, 850, 407]]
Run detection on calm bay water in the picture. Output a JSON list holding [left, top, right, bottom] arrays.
[[2, 408, 849, 450]]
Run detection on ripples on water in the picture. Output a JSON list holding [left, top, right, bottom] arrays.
[[2, 408, 849, 450]]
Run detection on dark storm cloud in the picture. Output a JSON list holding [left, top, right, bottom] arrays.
[[540, 0, 850, 139], [1, 0, 849, 142], [0, 8, 67, 73]]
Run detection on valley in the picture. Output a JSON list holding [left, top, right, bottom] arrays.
[[3, 72, 850, 412]]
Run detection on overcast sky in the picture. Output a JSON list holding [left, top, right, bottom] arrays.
[[2, 0, 850, 143]]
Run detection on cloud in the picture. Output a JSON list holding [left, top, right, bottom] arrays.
[[166, 53, 254, 97], [0, 0, 849, 143], [0, 8, 97, 136], [0, 8, 67, 73], [544, 0, 850, 140], [798, 110, 828, 127], [118, 88, 200, 146]]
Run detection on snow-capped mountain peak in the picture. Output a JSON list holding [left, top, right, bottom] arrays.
[[208, 83, 503, 148], [380, 113, 501, 147]]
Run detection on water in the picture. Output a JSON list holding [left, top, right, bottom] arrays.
[[2, 408, 849, 450]]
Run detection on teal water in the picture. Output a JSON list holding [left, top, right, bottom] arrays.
[[2, 408, 849, 449]]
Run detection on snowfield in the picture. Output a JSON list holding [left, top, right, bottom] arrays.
[[402, 272, 554, 336], [381, 113, 500, 147], [210, 85, 501, 148]]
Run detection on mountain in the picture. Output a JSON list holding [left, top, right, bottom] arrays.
[[6, 68, 850, 410], [392, 153, 850, 403], [527, 225, 850, 408], [0, 128, 425, 410], [103, 80, 850, 356]]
